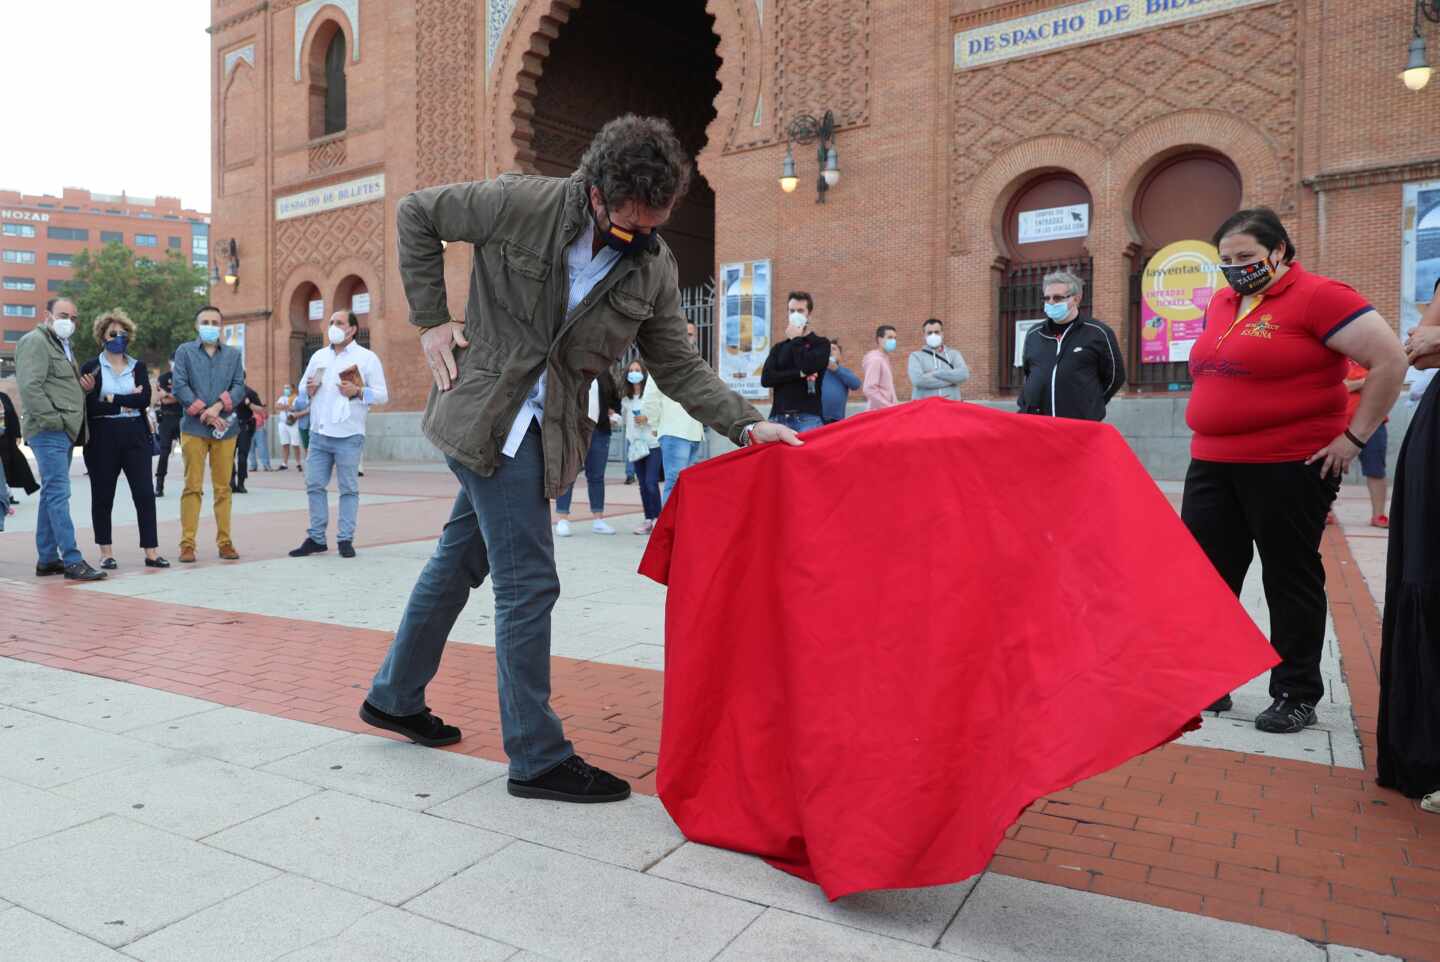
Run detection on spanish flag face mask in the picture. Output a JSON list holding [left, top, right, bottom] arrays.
[[597, 204, 660, 257]]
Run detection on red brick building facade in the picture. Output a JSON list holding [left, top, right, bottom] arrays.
[[0, 189, 209, 370], [206, 0, 1440, 455]]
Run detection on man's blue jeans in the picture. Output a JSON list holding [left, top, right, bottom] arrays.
[[659, 435, 701, 508], [30, 430, 81, 566], [305, 432, 364, 544], [367, 427, 572, 780], [248, 423, 272, 470], [770, 412, 826, 433]]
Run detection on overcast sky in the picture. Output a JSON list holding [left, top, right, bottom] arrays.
[[2, 1, 212, 211]]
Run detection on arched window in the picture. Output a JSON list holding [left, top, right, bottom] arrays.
[[308, 23, 348, 140], [323, 29, 347, 136]]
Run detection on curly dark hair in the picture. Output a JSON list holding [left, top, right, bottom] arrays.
[[578, 114, 693, 211]]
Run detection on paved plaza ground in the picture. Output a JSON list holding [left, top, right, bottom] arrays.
[[0, 448, 1434, 960]]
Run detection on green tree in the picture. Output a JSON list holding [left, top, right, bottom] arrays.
[[61, 242, 208, 366]]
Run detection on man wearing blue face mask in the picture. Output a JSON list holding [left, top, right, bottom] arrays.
[[1018, 270, 1125, 421], [171, 305, 246, 564]]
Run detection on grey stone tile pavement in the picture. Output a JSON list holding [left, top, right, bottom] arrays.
[[259, 732, 508, 810], [0, 633, 1402, 961]]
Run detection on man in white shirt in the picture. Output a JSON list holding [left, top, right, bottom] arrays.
[[290, 310, 388, 558], [644, 320, 706, 507]]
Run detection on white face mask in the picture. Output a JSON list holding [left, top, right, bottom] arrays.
[[328, 325, 348, 346], [50, 317, 75, 340], [925, 332, 943, 349], [788, 312, 807, 329]]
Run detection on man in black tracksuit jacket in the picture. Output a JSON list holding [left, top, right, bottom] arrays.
[[1019, 271, 1125, 421]]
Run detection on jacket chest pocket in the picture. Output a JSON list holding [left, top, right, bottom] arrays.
[[565, 286, 650, 375], [487, 241, 552, 325]]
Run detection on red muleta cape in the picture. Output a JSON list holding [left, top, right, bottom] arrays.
[[638, 398, 1278, 900]]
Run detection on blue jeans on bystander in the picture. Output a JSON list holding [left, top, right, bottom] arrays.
[[29, 430, 82, 566]]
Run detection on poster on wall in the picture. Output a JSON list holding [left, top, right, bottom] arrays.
[[719, 260, 771, 398], [221, 323, 245, 368], [351, 292, 371, 315], [1014, 319, 1045, 367], [1401, 180, 1440, 348], [308, 299, 324, 321], [1018, 204, 1089, 245], [1139, 240, 1222, 364]]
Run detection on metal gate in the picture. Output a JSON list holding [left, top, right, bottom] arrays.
[[996, 259, 1092, 392], [1128, 255, 1193, 391]]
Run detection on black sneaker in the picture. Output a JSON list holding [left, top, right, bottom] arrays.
[[35, 560, 65, 577], [1206, 693, 1234, 713], [338, 540, 356, 558], [64, 561, 107, 582], [288, 538, 328, 557], [1255, 697, 1317, 734], [358, 701, 461, 747], [155, 480, 164, 498], [508, 755, 631, 804]]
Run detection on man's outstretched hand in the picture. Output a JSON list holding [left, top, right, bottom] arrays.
[[751, 422, 803, 447], [421, 321, 470, 392]]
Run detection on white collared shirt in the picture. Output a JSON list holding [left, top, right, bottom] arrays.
[[300, 340, 389, 439], [500, 226, 622, 458]]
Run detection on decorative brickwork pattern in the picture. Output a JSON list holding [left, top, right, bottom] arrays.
[[307, 134, 347, 173], [222, 62, 260, 172], [949, 1, 1299, 254], [774, 0, 871, 134], [273, 201, 384, 307], [416, 0, 478, 188]]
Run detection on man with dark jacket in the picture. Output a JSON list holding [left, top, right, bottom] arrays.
[[1, 388, 39, 524], [153, 362, 183, 497], [1019, 270, 1125, 421], [14, 297, 105, 580], [360, 115, 801, 803], [761, 290, 830, 433]]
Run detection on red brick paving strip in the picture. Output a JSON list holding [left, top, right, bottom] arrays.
[[2, 524, 1438, 959]]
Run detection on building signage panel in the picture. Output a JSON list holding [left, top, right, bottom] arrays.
[[275, 174, 385, 221], [1, 209, 50, 222], [1401, 179, 1440, 348], [718, 260, 772, 399], [351, 292, 371, 314], [1017, 204, 1089, 244], [1139, 240, 1221, 364], [954, 0, 1274, 71]]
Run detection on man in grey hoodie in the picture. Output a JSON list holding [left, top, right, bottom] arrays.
[[908, 318, 969, 401]]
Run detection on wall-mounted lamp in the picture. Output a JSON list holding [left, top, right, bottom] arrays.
[[222, 238, 239, 290], [1402, 0, 1440, 90], [779, 110, 840, 203]]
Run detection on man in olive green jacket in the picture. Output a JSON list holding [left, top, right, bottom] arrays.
[[15, 296, 106, 580], [363, 115, 800, 802]]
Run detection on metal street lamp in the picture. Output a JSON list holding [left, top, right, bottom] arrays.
[[222, 238, 239, 290], [1401, 0, 1440, 90], [779, 110, 840, 203]]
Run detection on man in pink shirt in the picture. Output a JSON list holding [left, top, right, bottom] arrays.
[[862, 325, 899, 410]]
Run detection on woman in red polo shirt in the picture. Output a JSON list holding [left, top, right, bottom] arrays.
[[1184, 208, 1407, 734]]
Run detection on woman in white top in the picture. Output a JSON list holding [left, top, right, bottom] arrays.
[[622, 360, 663, 535], [273, 384, 301, 469]]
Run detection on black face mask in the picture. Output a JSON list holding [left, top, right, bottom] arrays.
[[597, 206, 659, 257], [1220, 254, 1278, 296]]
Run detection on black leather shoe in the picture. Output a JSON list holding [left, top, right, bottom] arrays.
[[508, 755, 631, 804], [234, 484, 248, 494], [145, 557, 171, 569], [35, 560, 65, 577], [100, 558, 118, 570], [64, 561, 107, 582], [1206, 693, 1233, 713], [288, 538, 328, 557], [155, 480, 165, 498], [359, 701, 461, 747], [338, 540, 356, 558]]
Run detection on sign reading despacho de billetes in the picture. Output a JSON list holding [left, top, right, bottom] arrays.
[[954, 0, 1275, 71], [275, 174, 385, 221]]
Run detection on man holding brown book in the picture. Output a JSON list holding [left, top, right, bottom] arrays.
[[290, 310, 388, 559]]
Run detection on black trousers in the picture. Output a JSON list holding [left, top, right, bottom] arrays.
[[82, 417, 158, 549], [155, 413, 182, 481], [1180, 459, 1340, 705], [234, 422, 255, 485]]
